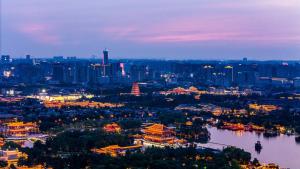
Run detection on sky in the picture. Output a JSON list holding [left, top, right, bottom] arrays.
[[1, 0, 300, 60]]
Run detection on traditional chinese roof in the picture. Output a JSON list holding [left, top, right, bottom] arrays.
[[6, 122, 37, 127], [91, 144, 142, 157], [143, 124, 174, 135]]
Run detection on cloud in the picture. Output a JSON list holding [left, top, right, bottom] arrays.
[[18, 23, 61, 45], [3, 0, 300, 58], [100, 15, 300, 44]]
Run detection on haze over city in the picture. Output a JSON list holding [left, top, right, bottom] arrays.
[[1, 0, 300, 60]]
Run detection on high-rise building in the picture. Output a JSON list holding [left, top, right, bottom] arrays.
[[52, 63, 65, 82], [131, 82, 141, 96], [76, 62, 89, 83], [26, 55, 31, 60], [103, 49, 109, 65]]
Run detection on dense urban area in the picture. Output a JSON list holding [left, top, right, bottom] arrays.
[[0, 51, 300, 169]]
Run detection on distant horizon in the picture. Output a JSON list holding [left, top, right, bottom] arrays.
[[4, 54, 300, 62]]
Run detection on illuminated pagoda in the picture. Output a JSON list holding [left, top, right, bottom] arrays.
[[135, 123, 186, 148], [131, 82, 141, 96], [103, 123, 121, 133]]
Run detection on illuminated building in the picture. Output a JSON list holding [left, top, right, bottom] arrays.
[[0, 149, 28, 165], [246, 124, 265, 132], [135, 124, 186, 148], [0, 97, 24, 103], [103, 123, 121, 133], [16, 165, 45, 169], [0, 138, 4, 147], [222, 122, 245, 131], [131, 82, 141, 96], [185, 121, 193, 126], [27, 93, 94, 102], [43, 101, 123, 108], [249, 104, 279, 112], [160, 86, 206, 95], [3, 70, 12, 78], [91, 144, 142, 157], [120, 63, 126, 76], [2, 122, 39, 137], [241, 163, 279, 169]]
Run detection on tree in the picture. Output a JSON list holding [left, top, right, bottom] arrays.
[[0, 160, 8, 168], [17, 157, 28, 167], [223, 147, 251, 164], [9, 164, 17, 169], [2, 141, 21, 150]]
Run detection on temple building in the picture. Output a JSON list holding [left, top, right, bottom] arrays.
[[91, 144, 142, 157], [131, 82, 141, 96], [160, 86, 206, 95], [134, 123, 186, 148], [1, 122, 39, 137], [103, 123, 121, 133], [0, 149, 28, 165]]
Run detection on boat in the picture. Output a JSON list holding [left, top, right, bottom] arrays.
[[255, 141, 262, 153]]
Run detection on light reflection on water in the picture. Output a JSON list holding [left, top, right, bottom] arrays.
[[207, 126, 300, 169]]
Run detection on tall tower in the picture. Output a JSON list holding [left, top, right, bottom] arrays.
[[131, 82, 141, 96], [103, 48, 109, 65]]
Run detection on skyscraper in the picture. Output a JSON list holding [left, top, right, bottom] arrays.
[[52, 63, 65, 83], [103, 49, 109, 65]]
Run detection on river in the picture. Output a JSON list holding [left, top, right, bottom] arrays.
[[207, 126, 300, 169]]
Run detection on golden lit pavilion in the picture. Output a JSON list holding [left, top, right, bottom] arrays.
[[135, 123, 186, 148]]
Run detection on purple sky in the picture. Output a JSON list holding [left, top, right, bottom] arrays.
[[1, 0, 300, 60]]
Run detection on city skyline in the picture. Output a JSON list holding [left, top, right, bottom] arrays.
[[1, 0, 300, 60]]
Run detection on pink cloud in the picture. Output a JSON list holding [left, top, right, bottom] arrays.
[[99, 14, 300, 44], [18, 23, 61, 45], [138, 32, 241, 43]]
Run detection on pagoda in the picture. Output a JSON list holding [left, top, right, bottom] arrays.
[[131, 82, 141, 96]]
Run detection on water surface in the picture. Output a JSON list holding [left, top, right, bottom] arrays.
[[208, 126, 300, 169]]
